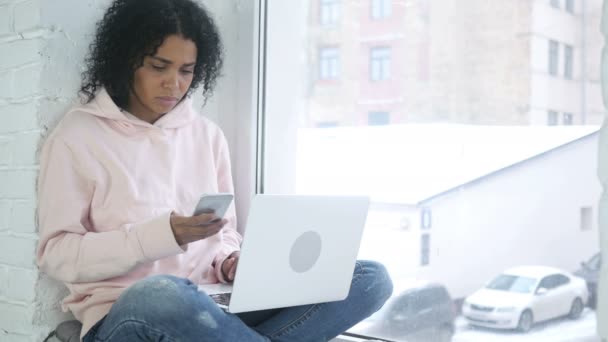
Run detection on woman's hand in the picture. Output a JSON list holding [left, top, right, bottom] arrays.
[[221, 251, 240, 282], [170, 212, 227, 246]]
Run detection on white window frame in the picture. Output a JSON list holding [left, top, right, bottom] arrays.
[[564, 44, 573, 79], [547, 110, 559, 125], [368, 111, 390, 125], [565, 0, 574, 13], [371, 0, 392, 20], [320, 0, 341, 26], [549, 39, 559, 76], [563, 112, 574, 125], [319, 47, 340, 80], [370, 46, 391, 81]]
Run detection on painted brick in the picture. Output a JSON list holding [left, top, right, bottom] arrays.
[[0, 137, 10, 166], [11, 200, 36, 234], [0, 302, 35, 334], [0, 331, 34, 342], [0, 235, 36, 268], [0, 265, 6, 298], [0, 5, 10, 35], [11, 131, 41, 166], [0, 200, 9, 230], [14, 0, 40, 32], [12, 63, 41, 98], [0, 39, 42, 69], [0, 68, 12, 97], [0, 170, 37, 198], [4, 268, 37, 302], [0, 102, 39, 134]]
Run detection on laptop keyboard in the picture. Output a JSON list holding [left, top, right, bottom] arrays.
[[209, 292, 232, 306]]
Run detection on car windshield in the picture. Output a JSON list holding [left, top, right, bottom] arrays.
[[486, 274, 536, 293]]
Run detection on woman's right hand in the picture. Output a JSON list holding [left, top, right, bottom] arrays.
[[170, 212, 227, 245]]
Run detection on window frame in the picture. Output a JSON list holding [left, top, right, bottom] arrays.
[[320, 0, 341, 26], [549, 39, 560, 76], [370, 46, 391, 81], [548, 110, 559, 125], [319, 46, 341, 80], [564, 44, 574, 79], [371, 0, 392, 20]]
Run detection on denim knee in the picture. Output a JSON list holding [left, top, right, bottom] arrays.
[[357, 260, 394, 311], [115, 274, 207, 324]]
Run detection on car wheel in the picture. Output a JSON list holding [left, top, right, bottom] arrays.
[[517, 309, 533, 333], [436, 324, 453, 342], [569, 297, 584, 319]]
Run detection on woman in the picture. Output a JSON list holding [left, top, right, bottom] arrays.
[[37, 0, 393, 341]]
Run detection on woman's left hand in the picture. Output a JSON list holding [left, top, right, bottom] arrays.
[[221, 251, 240, 282]]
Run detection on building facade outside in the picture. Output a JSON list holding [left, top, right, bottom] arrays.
[[306, 0, 604, 127]]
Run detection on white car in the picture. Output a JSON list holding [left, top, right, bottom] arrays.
[[462, 266, 588, 332]]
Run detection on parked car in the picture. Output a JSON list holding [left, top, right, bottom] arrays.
[[349, 281, 456, 342], [574, 252, 601, 309], [462, 266, 588, 333]]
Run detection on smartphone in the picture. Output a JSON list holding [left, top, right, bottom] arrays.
[[192, 193, 234, 218]]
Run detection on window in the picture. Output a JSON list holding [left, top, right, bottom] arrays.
[[319, 47, 340, 80], [368, 111, 390, 125], [581, 207, 593, 231], [421, 233, 430, 266], [370, 47, 391, 81], [549, 40, 559, 76], [566, 0, 574, 13], [564, 44, 573, 79], [320, 0, 340, 26], [371, 0, 391, 19], [263, 2, 601, 340], [550, 0, 560, 8], [548, 110, 559, 125], [563, 112, 574, 125]]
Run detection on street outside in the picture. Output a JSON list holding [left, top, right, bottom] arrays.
[[453, 308, 598, 342]]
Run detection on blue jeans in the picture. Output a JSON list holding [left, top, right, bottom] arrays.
[[82, 260, 392, 342]]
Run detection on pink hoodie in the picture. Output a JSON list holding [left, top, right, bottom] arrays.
[[36, 88, 242, 338]]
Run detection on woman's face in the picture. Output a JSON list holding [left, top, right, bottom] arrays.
[[128, 34, 197, 123]]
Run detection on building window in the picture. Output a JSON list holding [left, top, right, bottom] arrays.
[[565, 0, 574, 13], [581, 207, 593, 231], [421, 233, 430, 266], [548, 110, 559, 125], [564, 44, 573, 79], [371, 0, 391, 19], [368, 112, 390, 125], [563, 112, 574, 125], [319, 47, 340, 80], [549, 40, 559, 76], [550, 0, 560, 8], [370, 47, 391, 81], [320, 0, 340, 26]]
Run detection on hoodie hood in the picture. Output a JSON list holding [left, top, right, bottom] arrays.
[[70, 87, 198, 130]]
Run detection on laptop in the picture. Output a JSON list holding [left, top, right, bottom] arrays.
[[198, 194, 370, 313]]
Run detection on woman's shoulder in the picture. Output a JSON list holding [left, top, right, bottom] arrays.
[[190, 114, 227, 142], [48, 109, 100, 143]]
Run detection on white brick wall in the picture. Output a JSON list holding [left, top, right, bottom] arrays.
[[0, 0, 52, 341]]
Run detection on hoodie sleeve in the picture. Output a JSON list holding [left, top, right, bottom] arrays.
[[36, 137, 186, 283], [211, 130, 243, 283]]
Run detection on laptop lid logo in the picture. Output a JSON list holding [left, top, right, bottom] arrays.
[[289, 231, 322, 273]]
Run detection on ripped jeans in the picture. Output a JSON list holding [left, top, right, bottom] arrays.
[[82, 260, 393, 342]]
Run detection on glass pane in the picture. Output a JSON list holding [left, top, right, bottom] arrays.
[[263, 0, 603, 341]]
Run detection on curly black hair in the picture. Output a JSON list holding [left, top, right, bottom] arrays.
[[80, 0, 223, 108]]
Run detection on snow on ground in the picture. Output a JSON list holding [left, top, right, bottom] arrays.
[[453, 308, 599, 342]]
